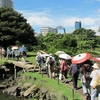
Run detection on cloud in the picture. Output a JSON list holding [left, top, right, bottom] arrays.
[[17, 10, 100, 33]]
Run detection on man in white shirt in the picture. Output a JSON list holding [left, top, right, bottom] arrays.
[[90, 63, 100, 100], [46, 54, 56, 78]]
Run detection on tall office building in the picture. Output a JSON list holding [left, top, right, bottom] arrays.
[[40, 26, 58, 36], [75, 21, 81, 30], [0, 0, 13, 8]]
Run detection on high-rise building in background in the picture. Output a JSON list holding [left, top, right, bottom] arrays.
[[40, 26, 58, 36], [75, 21, 81, 30], [0, 0, 13, 8]]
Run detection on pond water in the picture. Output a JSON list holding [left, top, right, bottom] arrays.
[[0, 91, 18, 100]]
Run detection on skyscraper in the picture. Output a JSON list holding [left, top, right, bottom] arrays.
[[0, 0, 13, 8], [75, 21, 81, 30]]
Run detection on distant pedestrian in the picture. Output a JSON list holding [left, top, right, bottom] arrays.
[[20, 45, 27, 64], [14, 49, 20, 61], [10, 49, 15, 60], [59, 58, 69, 83], [69, 63, 79, 89], [80, 60, 92, 100], [46, 54, 56, 78], [6, 47, 11, 59], [1, 48, 5, 60], [36, 52, 43, 73], [90, 63, 100, 100]]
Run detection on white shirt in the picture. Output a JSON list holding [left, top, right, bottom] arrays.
[[46, 56, 56, 66], [90, 69, 100, 86]]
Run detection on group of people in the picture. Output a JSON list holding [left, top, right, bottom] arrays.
[[36, 52, 100, 100], [0, 45, 27, 64], [36, 52, 56, 78]]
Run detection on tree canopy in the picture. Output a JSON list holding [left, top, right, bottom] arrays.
[[35, 28, 100, 56], [0, 7, 35, 48]]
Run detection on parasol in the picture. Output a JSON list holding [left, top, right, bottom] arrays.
[[39, 50, 47, 54], [91, 57, 100, 62], [12, 46, 18, 50], [55, 51, 66, 56], [59, 53, 71, 60], [71, 53, 90, 64], [40, 54, 49, 57]]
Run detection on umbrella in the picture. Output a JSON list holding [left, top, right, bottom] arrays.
[[40, 54, 49, 57], [39, 50, 47, 54], [12, 46, 18, 50], [55, 51, 66, 55], [71, 53, 90, 64], [59, 53, 71, 60], [91, 57, 100, 62]]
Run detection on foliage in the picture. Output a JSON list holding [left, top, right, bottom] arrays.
[[34, 28, 100, 56], [0, 7, 35, 49]]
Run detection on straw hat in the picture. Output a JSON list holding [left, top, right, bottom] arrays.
[[37, 52, 40, 55], [92, 63, 99, 69]]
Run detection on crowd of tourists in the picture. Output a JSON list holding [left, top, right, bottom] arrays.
[[0, 45, 27, 64], [35, 51, 100, 100]]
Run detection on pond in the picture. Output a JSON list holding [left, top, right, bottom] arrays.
[[0, 91, 18, 100]]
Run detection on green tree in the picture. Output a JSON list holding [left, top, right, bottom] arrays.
[[0, 7, 35, 48]]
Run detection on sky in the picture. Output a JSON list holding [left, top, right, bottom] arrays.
[[14, 0, 100, 34]]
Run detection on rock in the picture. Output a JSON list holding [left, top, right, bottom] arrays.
[[22, 83, 32, 89], [46, 93, 51, 100], [23, 84, 36, 97], [3, 85, 18, 95]]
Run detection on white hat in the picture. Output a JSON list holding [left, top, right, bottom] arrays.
[[92, 63, 99, 69], [49, 53, 52, 56], [37, 52, 40, 55]]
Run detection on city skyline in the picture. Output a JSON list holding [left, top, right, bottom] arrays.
[[14, 0, 100, 34]]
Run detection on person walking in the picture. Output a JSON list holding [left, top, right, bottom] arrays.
[[20, 45, 27, 64], [46, 54, 56, 78], [90, 63, 100, 100], [80, 60, 92, 100], [59, 58, 69, 83], [69, 63, 79, 90], [6, 47, 11, 60], [36, 52, 43, 73], [10, 49, 15, 60], [14, 49, 19, 61]]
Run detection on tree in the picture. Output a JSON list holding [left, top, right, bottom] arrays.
[[98, 27, 100, 33], [0, 7, 35, 48], [72, 28, 96, 51]]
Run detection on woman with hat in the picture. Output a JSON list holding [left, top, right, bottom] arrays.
[[90, 63, 100, 100]]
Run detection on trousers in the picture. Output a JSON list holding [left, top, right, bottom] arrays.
[[91, 88, 100, 100]]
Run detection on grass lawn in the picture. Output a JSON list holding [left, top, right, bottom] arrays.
[[0, 52, 83, 100], [21, 72, 83, 100]]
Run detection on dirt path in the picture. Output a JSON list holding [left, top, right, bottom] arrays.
[[66, 81, 85, 100]]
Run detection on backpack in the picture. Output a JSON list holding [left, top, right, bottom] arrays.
[[92, 71, 100, 88], [22, 51, 26, 56]]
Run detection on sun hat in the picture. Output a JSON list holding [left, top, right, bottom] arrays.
[[49, 53, 52, 56], [92, 63, 99, 69], [37, 52, 40, 55]]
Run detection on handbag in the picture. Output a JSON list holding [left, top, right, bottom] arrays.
[[92, 71, 100, 88]]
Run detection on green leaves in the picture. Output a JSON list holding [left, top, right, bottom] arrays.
[[0, 7, 35, 48]]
